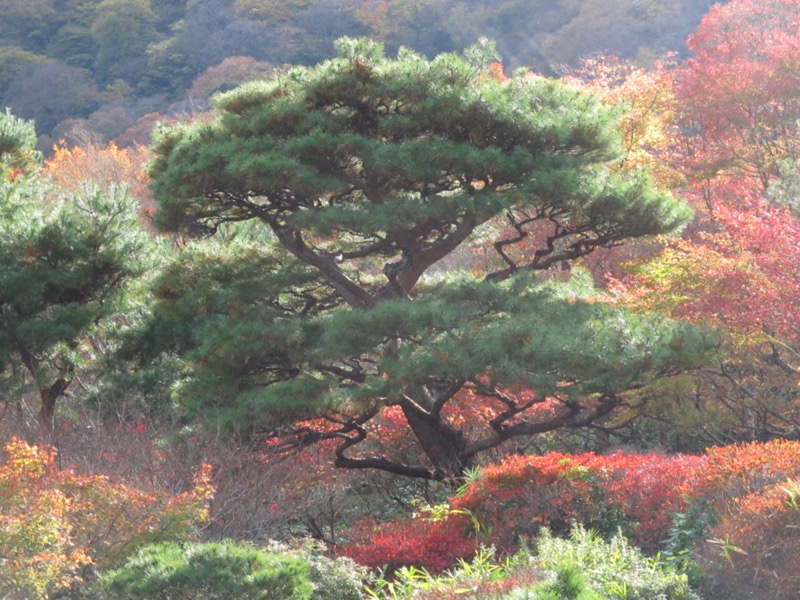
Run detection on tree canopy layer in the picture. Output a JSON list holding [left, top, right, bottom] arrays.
[[148, 39, 714, 480]]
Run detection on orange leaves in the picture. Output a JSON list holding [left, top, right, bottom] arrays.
[[0, 437, 213, 598], [690, 440, 800, 598], [0, 439, 91, 597], [480, 62, 508, 83], [693, 438, 800, 503], [0, 436, 57, 483], [44, 140, 154, 217], [46, 141, 146, 191]]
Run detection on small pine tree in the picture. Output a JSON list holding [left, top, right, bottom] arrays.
[[98, 540, 314, 600]]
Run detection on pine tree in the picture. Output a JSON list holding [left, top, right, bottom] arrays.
[[147, 39, 714, 480], [0, 111, 150, 428]]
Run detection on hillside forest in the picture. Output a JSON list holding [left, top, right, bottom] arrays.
[[2, 0, 800, 598], [0, 0, 717, 152]]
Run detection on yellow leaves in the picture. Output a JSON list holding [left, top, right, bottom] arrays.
[[0, 438, 214, 598], [562, 55, 684, 190], [165, 463, 216, 527], [0, 474, 80, 598], [0, 436, 57, 483]]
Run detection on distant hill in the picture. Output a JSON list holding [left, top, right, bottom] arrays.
[[0, 0, 719, 151]]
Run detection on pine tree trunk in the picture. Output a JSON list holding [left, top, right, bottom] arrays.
[[38, 378, 70, 430], [401, 402, 470, 479]]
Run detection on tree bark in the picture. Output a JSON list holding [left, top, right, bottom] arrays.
[[400, 397, 470, 479], [38, 378, 70, 430]]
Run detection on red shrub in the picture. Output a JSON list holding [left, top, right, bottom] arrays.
[[452, 453, 601, 550], [453, 450, 701, 552], [697, 481, 800, 600], [596, 452, 702, 550], [341, 439, 800, 583], [340, 513, 476, 573], [689, 439, 800, 510]]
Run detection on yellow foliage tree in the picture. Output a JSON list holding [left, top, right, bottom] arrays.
[[0, 437, 213, 599], [562, 55, 683, 191]]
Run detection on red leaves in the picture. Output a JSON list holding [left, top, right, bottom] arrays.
[[454, 451, 701, 553], [676, 0, 800, 193], [619, 193, 800, 347], [340, 513, 476, 574], [341, 440, 800, 575]]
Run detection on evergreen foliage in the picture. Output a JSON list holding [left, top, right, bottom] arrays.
[[146, 39, 714, 480], [0, 109, 40, 172], [98, 540, 314, 599], [0, 111, 151, 427]]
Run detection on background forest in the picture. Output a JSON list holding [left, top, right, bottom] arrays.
[[3, 0, 800, 599], [0, 0, 715, 151]]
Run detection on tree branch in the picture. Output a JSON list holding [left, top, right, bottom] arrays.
[[463, 393, 622, 457], [275, 226, 376, 309], [376, 211, 481, 299]]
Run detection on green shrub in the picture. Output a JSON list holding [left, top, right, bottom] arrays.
[[660, 502, 712, 588], [509, 525, 700, 600], [504, 563, 600, 600], [365, 546, 525, 599], [263, 540, 366, 600], [97, 540, 313, 599]]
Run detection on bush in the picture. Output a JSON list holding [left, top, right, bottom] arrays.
[[504, 563, 599, 600], [97, 540, 314, 599], [264, 540, 366, 600], [452, 451, 701, 553], [344, 441, 800, 592], [0, 437, 212, 599], [690, 439, 800, 510], [340, 512, 476, 574], [695, 480, 800, 600], [360, 527, 699, 600], [365, 546, 535, 599], [509, 525, 700, 600]]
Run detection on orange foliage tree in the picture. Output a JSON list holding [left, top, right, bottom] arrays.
[[44, 140, 152, 212], [0, 437, 213, 599], [563, 54, 682, 189], [559, 54, 686, 284], [611, 193, 800, 444], [675, 0, 800, 199]]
